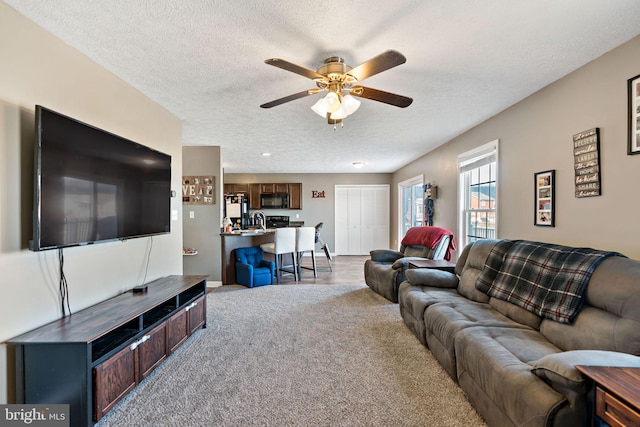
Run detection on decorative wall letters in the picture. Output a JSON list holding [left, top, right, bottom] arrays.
[[182, 176, 215, 204]]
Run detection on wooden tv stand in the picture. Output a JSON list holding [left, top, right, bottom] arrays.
[[7, 275, 208, 426]]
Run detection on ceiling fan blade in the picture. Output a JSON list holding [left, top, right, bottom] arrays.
[[260, 89, 319, 109], [350, 86, 413, 108], [265, 58, 325, 80], [346, 50, 407, 82]]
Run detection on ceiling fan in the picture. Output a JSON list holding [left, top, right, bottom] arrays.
[[260, 50, 413, 125]]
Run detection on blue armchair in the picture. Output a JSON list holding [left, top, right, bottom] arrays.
[[235, 246, 275, 288]]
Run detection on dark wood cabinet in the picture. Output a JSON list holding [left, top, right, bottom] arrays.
[[93, 345, 137, 421], [224, 183, 249, 194], [137, 323, 168, 381], [288, 183, 302, 209], [187, 296, 206, 333], [8, 275, 208, 426], [260, 183, 275, 193], [249, 184, 261, 209], [226, 182, 302, 210], [576, 365, 640, 427], [167, 308, 189, 354]]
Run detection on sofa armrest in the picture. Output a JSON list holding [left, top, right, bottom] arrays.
[[259, 260, 275, 275], [370, 249, 404, 263], [531, 350, 640, 400], [406, 268, 459, 288], [391, 256, 428, 271]]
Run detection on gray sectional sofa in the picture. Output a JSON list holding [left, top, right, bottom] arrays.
[[398, 239, 640, 427]]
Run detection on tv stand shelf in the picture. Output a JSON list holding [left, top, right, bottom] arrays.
[[7, 275, 208, 426]]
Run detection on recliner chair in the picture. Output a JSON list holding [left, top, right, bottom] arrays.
[[235, 246, 275, 288], [364, 226, 454, 303]]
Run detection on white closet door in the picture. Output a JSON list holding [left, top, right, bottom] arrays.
[[335, 185, 389, 255], [334, 187, 349, 255]]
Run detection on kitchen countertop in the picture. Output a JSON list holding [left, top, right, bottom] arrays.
[[221, 229, 275, 236]]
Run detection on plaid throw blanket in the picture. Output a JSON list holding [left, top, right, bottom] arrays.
[[475, 240, 623, 323]]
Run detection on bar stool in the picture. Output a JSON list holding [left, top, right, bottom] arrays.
[[315, 222, 333, 271], [260, 227, 297, 284], [296, 227, 317, 278]]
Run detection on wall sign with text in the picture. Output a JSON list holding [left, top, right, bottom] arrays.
[[182, 176, 215, 204], [312, 190, 326, 198], [573, 128, 601, 198]]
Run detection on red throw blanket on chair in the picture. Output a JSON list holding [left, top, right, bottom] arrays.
[[401, 226, 457, 261]]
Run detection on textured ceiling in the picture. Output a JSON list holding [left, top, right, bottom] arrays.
[[4, 1, 640, 173]]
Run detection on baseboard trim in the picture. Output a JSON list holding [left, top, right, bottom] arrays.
[[207, 280, 222, 288]]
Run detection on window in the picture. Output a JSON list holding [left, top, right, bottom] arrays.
[[398, 175, 424, 241], [458, 141, 498, 247]]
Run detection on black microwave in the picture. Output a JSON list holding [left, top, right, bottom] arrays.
[[260, 192, 289, 209]]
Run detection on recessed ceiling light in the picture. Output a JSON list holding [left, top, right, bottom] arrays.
[[352, 161, 365, 168], [261, 152, 271, 156]]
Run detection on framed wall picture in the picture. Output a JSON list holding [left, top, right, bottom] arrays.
[[573, 128, 601, 197], [182, 176, 215, 204], [628, 73, 640, 155], [534, 170, 555, 227]]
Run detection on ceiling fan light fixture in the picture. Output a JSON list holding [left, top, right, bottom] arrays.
[[324, 91, 341, 113], [311, 97, 329, 117], [341, 94, 361, 116]]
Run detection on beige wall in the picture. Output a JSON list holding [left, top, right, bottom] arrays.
[[182, 146, 223, 282], [0, 4, 183, 403], [393, 35, 640, 259], [224, 173, 392, 254]]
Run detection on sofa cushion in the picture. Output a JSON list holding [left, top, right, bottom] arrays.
[[490, 297, 542, 330], [455, 327, 566, 427], [540, 306, 640, 355], [531, 350, 640, 402], [406, 268, 458, 288], [425, 299, 534, 380], [403, 245, 433, 258], [585, 256, 640, 322], [456, 239, 499, 303], [397, 281, 463, 345]]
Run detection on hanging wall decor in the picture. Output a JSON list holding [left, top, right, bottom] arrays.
[[423, 183, 437, 226], [534, 170, 555, 227], [182, 176, 215, 204], [628, 73, 640, 155], [573, 128, 601, 198]]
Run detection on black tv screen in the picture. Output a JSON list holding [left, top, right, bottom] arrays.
[[30, 105, 172, 251]]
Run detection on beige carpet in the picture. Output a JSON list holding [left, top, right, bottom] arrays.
[[97, 284, 486, 426]]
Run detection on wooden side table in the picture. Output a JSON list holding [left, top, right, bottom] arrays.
[[408, 259, 456, 274], [576, 365, 640, 427]]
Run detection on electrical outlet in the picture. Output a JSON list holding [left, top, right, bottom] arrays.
[[189, 211, 195, 219]]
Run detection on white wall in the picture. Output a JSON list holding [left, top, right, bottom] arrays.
[[0, 4, 183, 403], [393, 35, 640, 260]]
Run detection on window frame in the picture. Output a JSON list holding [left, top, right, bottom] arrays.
[[397, 174, 424, 247], [458, 140, 499, 248]]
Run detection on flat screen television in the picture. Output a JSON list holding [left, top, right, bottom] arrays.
[[30, 105, 172, 251]]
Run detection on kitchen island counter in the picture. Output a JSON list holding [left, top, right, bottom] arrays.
[[221, 230, 275, 285]]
